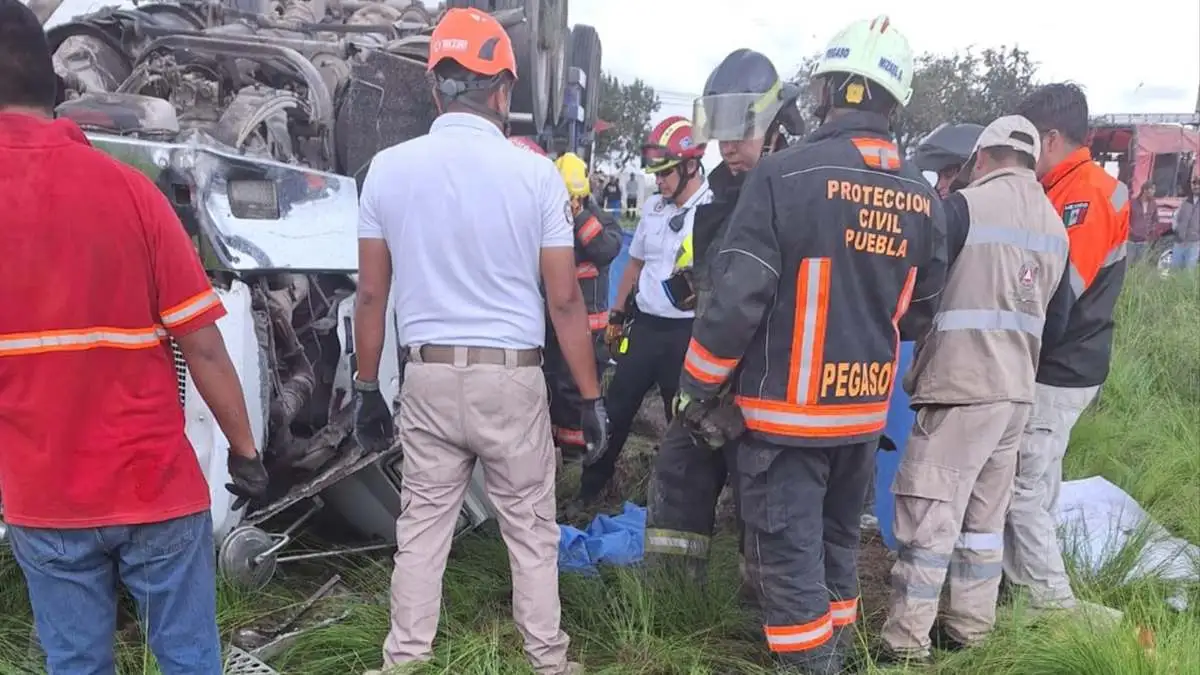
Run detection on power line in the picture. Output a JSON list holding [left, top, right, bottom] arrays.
[[656, 89, 701, 101]]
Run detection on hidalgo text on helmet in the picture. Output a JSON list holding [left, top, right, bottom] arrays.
[[809, 15, 915, 120]]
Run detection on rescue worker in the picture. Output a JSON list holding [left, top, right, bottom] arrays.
[[578, 116, 712, 504], [0, 1, 268, 670], [880, 116, 1069, 662], [1004, 82, 1129, 622], [546, 151, 622, 460], [352, 9, 605, 674], [674, 16, 946, 673], [914, 122, 986, 198], [644, 49, 803, 587]]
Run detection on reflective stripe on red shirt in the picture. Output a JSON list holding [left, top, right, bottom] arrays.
[[0, 114, 224, 528]]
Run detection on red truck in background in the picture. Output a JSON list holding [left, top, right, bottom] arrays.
[[1090, 113, 1200, 234]]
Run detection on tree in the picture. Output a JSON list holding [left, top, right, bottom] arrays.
[[792, 46, 1040, 154], [595, 72, 661, 167]]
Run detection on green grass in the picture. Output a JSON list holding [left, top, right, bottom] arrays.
[[0, 267, 1196, 674]]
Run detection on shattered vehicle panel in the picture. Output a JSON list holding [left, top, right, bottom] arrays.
[[87, 133, 360, 271]]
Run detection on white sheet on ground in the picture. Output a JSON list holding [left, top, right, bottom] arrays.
[[1056, 476, 1199, 610]]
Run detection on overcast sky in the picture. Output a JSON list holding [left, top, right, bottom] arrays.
[[570, 0, 1199, 171], [43, 0, 1200, 170]]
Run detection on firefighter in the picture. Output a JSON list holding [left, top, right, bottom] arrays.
[[1004, 83, 1129, 622], [644, 49, 803, 588], [673, 16, 946, 674], [914, 122, 986, 198], [880, 116, 1069, 662], [577, 115, 712, 504], [546, 151, 623, 460]]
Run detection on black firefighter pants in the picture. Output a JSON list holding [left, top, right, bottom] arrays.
[[579, 313, 692, 501], [645, 418, 741, 572], [544, 328, 608, 459], [739, 436, 875, 675]]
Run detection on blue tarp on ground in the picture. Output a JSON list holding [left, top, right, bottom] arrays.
[[608, 231, 634, 308], [558, 502, 646, 575], [876, 342, 917, 550]]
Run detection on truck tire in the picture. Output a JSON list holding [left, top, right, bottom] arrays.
[[569, 23, 601, 131], [505, 2, 548, 134], [545, 0, 568, 126]]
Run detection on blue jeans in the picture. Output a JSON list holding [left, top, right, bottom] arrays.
[[7, 511, 222, 675], [1126, 240, 1149, 265], [1172, 241, 1200, 270]]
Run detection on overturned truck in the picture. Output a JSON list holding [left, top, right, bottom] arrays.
[[0, 0, 604, 589]]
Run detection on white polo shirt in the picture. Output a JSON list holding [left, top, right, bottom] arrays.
[[629, 182, 712, 319], [357, 113, 574, 349]]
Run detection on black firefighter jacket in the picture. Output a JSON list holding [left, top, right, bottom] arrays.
[[678, 111, 948, 448], [691, 162, 743, 318], [548, 198, 623, 339]]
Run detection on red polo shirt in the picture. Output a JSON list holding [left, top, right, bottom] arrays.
[[0, 113, 224, 529]]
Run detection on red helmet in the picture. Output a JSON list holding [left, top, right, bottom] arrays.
[[509, 136, 547, 156], [642, 115, 705, 174]]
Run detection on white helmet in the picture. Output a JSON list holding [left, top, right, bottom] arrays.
[[811, 15, 915, 107]]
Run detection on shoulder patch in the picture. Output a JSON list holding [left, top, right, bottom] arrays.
[[564, 200, 574, 227], [1062, 201, 1090, 227]]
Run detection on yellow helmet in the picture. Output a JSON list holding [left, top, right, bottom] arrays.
[[554, 152, 590, 198]]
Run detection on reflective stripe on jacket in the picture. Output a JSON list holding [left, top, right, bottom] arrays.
[[547, 200, 622, 336], [678, 111, 947, 447], [1037, 147, 1129, 388], [908, 167, 1068, 406]]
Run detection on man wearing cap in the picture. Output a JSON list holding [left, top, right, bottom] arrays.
[[1006, 83, 1128, 623], [880, 116, 1070, 662], [353, 8, 603, 674]]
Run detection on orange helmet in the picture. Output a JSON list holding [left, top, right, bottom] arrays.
[[428, 8, 518, 80]]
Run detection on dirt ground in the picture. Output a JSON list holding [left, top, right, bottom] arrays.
[[606, 392, 895, 630]]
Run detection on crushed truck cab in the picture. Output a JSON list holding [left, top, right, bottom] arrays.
[[2, 0, 605, 589]]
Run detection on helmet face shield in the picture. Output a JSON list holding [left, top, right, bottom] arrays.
[[693, 92, 783, 144]]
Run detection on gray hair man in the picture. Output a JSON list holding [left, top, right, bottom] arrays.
[[880, 115, 1071, 663]]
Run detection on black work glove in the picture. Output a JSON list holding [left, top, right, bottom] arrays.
[[353, 378, 395, 454], [226, 452, 269, 511], [675, 392, 746, 450], [604, 310, 626, 346], [580, 397, 610, 466]]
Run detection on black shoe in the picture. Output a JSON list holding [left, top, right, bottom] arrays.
[[930, 621, 969, 652]]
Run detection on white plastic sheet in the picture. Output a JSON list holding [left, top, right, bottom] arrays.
[[1056, 476, 1199, 610]]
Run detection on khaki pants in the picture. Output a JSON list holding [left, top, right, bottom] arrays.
[[881, 401, 1030, 654], [382, 357, 570, 674], [1003, 383, 1099, 608]]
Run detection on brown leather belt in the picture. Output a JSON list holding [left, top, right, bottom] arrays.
[[410, 344, 542, 367]]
